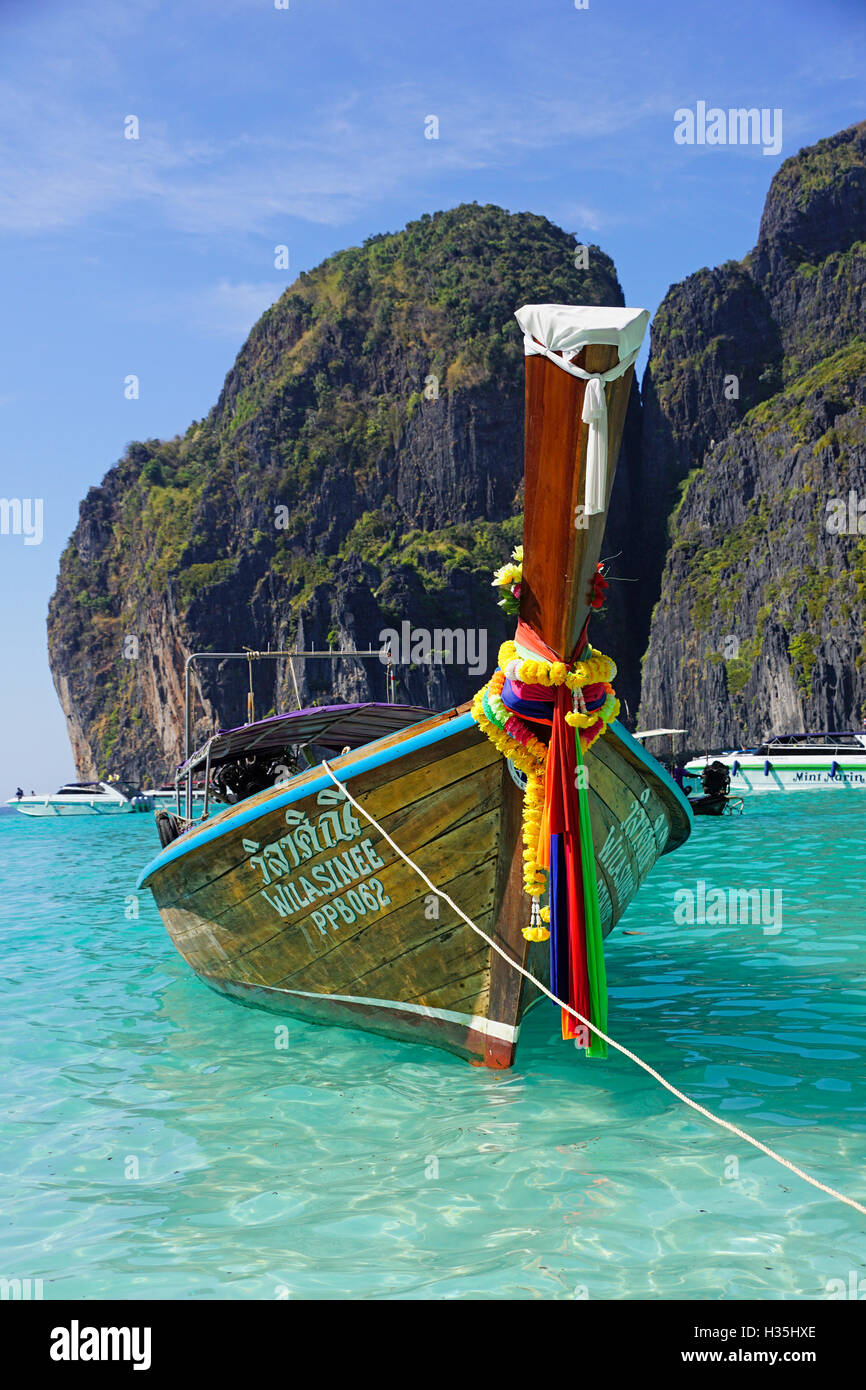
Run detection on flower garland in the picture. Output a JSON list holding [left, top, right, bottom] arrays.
[[472, 637, 620, 941], [495, 546, 610, 618], [497, 639, 619, 750], [491, 545, 523, 615], [589, 564, 609, 612]]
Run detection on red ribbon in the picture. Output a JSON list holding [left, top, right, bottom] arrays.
[[546, 686, 591, 1037]]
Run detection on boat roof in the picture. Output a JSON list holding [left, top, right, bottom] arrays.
[[177, 702, 434, 778], [56, 781, 121, 792], [633, 728, 688, 740]]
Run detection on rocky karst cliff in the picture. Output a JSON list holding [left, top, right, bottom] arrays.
[[639, 122, 866, 747], [49, 125, 866, 777], [48, 204, 640, 780]]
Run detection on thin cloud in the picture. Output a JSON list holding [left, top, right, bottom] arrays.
[[129, 278, 283, 338], [186, 279, 283, 337], [2, 3, 856, 241], [0, 60, 672, 237]]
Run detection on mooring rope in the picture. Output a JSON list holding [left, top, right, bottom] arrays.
[[321, 759, 866, 1218]]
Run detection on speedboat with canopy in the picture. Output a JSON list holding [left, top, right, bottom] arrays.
[[8, 781, 152, 817], [685, 732, 866, 793]]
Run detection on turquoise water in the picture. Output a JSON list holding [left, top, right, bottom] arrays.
[[1, 793, 865, 1301]]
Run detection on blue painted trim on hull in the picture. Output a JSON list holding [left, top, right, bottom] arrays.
[[137, 711, 691, 891], [137, 710, 476, 889], [609, 719, 695, 825]]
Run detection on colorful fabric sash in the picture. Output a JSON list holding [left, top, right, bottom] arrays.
[[471, 618, 618, 1058]]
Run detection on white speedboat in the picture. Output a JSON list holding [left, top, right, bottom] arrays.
[[7, 781, 152, 817], [684, 732, 866, 793]]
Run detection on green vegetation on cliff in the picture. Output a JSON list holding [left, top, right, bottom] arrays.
[[48, 203, 625, 778]]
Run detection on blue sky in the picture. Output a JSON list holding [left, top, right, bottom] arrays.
[[0, 0, 863, 788]]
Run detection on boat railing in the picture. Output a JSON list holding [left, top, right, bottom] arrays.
[[764, 733, 866, 757]]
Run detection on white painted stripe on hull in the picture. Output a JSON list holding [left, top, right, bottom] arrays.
[[266, 984, 520, 1043], [12, 803, 133, 816]]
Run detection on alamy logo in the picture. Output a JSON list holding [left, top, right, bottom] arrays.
[[50, 1320, 152, 1371], [0, 497, 43, 545], [0, 1276, 43, 1299], [674, 102, 782, 156], [378, 622, 487, 677], [826, 1271, 866, 1299], [826, 492, 866, 535], [674, 879, 782, 935]]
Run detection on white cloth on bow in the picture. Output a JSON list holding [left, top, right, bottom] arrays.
[[514, 304, 649, 515]]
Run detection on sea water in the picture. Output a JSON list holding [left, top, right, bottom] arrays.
[[1, 792, 864, 1301]]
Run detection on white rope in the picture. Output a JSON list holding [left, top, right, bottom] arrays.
[[321, 759, 866, 1217]]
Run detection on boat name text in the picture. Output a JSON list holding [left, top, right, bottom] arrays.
[[597, 788, 669, 905], [242, 789, 391, 935]]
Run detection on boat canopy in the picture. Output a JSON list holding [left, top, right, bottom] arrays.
[[177, 702, 434, 779], [56, 781, 135, 797], [633, 728, 688, 740]]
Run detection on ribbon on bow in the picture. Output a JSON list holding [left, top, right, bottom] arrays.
[[581, 376, 608, 516], [520, 338, 641, 516]]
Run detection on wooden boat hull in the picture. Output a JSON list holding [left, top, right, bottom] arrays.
[[139, 708, 691, 1067]]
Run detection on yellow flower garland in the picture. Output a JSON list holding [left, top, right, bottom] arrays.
[[498, 639, 616, 692], [472, 635, 621, 942]]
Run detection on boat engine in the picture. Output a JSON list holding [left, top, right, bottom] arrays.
[[212, 751, 304, 805], [700, 760, 731, 799]]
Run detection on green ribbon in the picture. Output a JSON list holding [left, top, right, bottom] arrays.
[[482, 682, 507, 731], [574, 731, 608, 1058]]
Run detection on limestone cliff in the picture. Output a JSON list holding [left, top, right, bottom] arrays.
[[50, 126, 866, 776], [48, 204, 638, 779], [639, 122, 866, 746]]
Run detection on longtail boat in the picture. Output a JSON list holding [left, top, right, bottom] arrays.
[[138, 304, 692, 1067]]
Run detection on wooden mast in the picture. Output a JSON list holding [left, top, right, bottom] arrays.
[[519, 341, 635, 661]]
